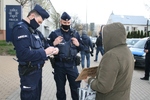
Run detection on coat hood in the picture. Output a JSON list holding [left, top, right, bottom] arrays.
[[103, 22, 127, 53], [81, 30, 88, 40]]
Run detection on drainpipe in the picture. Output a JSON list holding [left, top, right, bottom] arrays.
[[147, 19, 149, 37]]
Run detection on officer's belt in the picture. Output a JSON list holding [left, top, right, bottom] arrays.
[[55, 57, 74, 62], [19, 64, 44, 69], [18, 64, 44, 76]]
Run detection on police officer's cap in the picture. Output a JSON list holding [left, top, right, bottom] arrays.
[[61, 12, 71, 21], [33, 4, 50, 20]]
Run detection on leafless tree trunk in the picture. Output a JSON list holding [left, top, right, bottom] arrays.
[[16, 0, 29, 7]]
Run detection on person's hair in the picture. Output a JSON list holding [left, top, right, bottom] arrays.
[[27, 10, 40, 17]]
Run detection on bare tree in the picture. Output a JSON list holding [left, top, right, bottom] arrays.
[[30, 0, 51, 12], [50, 11, 60, 29], [144, 0, 150, 34], [71, 15, 81, 31], [50, 13, 83, 30], [144, 0, 150, 12], [16, 0, 29, 7], [16, 0, 51, 10]]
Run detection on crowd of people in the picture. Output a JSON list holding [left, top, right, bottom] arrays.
[[11, 4, 150, 100]]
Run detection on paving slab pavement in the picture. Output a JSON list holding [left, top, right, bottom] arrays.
[[0, 54, 150, 100]]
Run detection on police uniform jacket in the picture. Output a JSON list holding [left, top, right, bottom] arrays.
[[144, 38, 150, 57], [12, 20, 49, 66], [48, 28, 84, 62]]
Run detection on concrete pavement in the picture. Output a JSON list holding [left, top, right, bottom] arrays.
[[0, 54, 150, 100]]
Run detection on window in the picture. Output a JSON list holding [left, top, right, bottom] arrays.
[[126, 26, 129, 31], [144, 27, 147, 32], [132, 27, 137, 31]]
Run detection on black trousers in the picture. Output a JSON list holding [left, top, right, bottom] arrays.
[[144, 56, 150, 79], [19, 66, 42, 100], [53, 62, 81, 100]]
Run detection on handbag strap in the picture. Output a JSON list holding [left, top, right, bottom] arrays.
[[87, 79, 95, 93]]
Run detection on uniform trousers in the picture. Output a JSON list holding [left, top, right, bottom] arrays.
[[53, 62, 80, 100], [19, 66, 42, 100], [144, 55, 150, 79]]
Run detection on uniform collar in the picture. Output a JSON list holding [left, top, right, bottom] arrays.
[[22, 19, 30, 26], [22, 19, 33, 28]]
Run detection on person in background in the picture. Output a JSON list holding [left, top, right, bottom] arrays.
[[47, 12, 84, 100], [140, 37, 150, 80], [80, 30, 93, 68], [85, 22, 134, 100], [11, 4, 59, 100], [94, 25, 104, 61]]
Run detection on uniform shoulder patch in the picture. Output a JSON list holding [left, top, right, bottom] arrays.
[[18, 35, 28, 39]]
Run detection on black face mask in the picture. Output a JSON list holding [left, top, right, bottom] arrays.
[[61, 24, 70, 30], [30, 18, 40, 29]]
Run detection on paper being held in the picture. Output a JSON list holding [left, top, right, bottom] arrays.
[[75, 66, 98, 81]]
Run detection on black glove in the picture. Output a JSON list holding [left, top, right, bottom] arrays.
[[90, 50, 93, 54], [90, 51, 93, 56]]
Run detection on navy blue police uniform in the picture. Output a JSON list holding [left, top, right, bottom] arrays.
[[48, 12, 84, 100], [11, 4, 49, 100], [142, 37, 150, 80]]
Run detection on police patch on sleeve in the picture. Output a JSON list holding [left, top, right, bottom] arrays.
[[47, 37, 50, 40], [18, 35, 28, 39]]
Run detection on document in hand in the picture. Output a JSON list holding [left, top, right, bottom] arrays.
[[75, 66, 98, 81]]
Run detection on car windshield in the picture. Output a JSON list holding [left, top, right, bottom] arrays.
[[126, 39, 139, 45], [90, 37, 97, 43], [132, 39, 146, 49]]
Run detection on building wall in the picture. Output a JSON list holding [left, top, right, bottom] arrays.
[[124, 24, 150, 32], [107, 14, 150, 33]]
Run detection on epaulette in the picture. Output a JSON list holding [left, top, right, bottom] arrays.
[[13, 22, 24, 30], [18, 25, 23, 29]]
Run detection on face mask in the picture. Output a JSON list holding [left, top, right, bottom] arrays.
[[61, 24, 70, 30], [30, 18, 40, 29]]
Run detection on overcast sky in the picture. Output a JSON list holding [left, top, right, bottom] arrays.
[[50, 0, 150, 24]]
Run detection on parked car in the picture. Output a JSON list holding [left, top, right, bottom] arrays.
[[129, 37, 148, 67], [89, 36, 97, 47], [126, 38, 140, 48]]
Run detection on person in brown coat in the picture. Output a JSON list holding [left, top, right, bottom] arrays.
[[85, 22, 134, 100]]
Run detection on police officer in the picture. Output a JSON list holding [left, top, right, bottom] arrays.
[[140, 37, 150, 80], [48, 12, 84, 100], [11, 4, 59, 100]]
